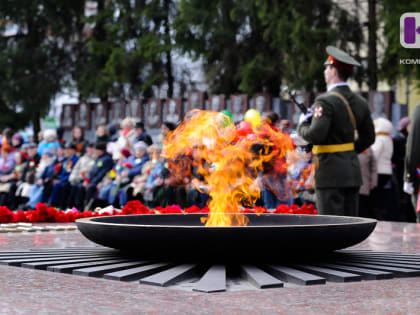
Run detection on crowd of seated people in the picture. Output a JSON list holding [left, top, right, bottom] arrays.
[[0, 109, 416, 223], [0, 114, 316, 212]]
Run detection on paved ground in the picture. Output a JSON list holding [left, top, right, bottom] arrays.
[[0, 221, 419, 314]]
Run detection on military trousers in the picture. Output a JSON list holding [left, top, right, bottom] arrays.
[[315, 187, 360, 217]]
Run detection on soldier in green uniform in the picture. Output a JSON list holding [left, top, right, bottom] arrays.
[[403, 102, 420, 222], [297, 46, 375, 216]]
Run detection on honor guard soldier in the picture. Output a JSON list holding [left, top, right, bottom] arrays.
[[298, 46, 375, 216]]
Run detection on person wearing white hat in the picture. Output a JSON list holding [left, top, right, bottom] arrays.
[[37, 129, 60, 157]]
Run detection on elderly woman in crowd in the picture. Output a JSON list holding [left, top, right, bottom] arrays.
[[37, 129, 60, 156], [371, 117, 394, 221], [112, 117, 137, 160], [0, 149, 24, 206], [68, 142, 96, 186], [0, 145, 16, 179]]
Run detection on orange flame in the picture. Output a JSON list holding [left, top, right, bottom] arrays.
[[162, 110, 294, 226]]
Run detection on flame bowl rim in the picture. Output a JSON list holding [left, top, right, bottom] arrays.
[[75, 213, 377, 258], [75, 213, 377, 229]]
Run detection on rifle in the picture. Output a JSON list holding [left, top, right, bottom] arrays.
[[281, 86, 313, 153], [281, 86, 308, 114]]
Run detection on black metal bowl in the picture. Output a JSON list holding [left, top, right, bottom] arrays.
[[76, 214, 376, 261]]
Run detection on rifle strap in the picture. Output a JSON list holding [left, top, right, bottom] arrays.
[[329, 91, 357, 130]]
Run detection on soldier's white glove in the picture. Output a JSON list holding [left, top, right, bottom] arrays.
[[299, 109, 313, 124], [290, 132, 308, 146], [403, 182, 414, 194]]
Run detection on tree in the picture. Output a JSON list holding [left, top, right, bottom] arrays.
[[367, 0, 378, 90], [174, 0, 364, 95], [73, 0, 177, 100], [0, 0, 85, 135]]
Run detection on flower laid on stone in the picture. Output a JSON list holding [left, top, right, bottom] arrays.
[[0, 201, 317, 224]]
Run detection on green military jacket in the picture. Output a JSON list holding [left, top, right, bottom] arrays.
[[298, 85, 375, 188], [405, 102, 420, 184]]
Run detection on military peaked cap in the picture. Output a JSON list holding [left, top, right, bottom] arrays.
[[324, 46, 361, 73]]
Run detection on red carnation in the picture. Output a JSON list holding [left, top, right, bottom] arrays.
[[65, 212, 76, 222], [123, 162, 133, 169], [184, 205, 201, 213], [121, 200, 150, 215], [14, 211, 28, 223], [55, 212, 67, 223], [168, 205, 183, 213], [35, 202, 55, 222], [200, 206, 209, 213], [53, 163, 62, 175], [83, 211, 93, 218], [26, 210, 39, 223], [273, 204, 290, 214], [0, 206, 14, 223], [160, 205, 182, 214], [298, 204, 317, 215], [47, 207, 58, 221], [35, 202, 48, 213], [289, 204, 299, 214]]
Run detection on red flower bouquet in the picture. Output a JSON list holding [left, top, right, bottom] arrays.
[[1, 200, 317, 224], [121, 200, 152, 215], [0, 206, 14, 223]]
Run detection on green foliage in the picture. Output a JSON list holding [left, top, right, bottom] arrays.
[[174, 0, 363, 94], [0, 0, 85, 132], [74, 0, 176, 100], [2, 0, 411, 133], [0, 0, 178, 132]]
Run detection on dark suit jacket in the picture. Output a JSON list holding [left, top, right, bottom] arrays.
[[88, 153, 113, 188]]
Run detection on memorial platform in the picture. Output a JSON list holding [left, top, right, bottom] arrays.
[[0, 221, 419, 314]]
